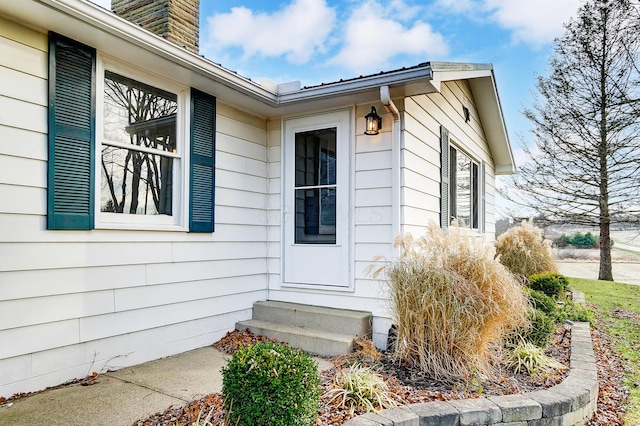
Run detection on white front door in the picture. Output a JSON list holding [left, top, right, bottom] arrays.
[[283, 110, 351, 287]]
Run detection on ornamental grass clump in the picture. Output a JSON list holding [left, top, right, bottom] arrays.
[[368, 222, 528, 381], [323, 364, 398, 414], [495, 220, 557, 280], [504, 340, 567, 375]]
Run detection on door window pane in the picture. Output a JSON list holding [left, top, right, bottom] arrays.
[[294, 128, 337, 244]]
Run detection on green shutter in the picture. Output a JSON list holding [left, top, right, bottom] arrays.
[[440, 126, 450, 230], [480, 161, 486, 233], [189, 89, 216, 232], [47, 33, 96, 230]]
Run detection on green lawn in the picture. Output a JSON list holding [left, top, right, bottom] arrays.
[[569, 277, 640, 425]]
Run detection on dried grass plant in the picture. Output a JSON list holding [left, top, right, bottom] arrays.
[[494, 220, 557, 280], [367, 222, 528, 381], [331, 337, 382, 368], [504, 340, 567, 375], [323, 364, 399, 414]]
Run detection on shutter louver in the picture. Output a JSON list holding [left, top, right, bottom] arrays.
[[440, 126, 450, 230], [481, 161, 486, 233], [47, 33, 95, 230], [189, 89, 216, 232]]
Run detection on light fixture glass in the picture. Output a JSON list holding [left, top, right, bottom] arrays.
[[364, 106, 382, 135]]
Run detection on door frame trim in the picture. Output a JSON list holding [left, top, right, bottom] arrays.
[[280, 108, 355, 291]]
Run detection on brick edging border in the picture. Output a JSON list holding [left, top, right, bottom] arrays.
[[344, 290, 597, 426]]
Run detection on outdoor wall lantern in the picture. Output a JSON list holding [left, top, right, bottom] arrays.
[[364, 106, 382, 135]]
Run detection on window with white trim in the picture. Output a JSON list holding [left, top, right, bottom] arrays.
[[47, 32, 216, 232], [449, 145, 480, 229], [98, 66, 185, 228]]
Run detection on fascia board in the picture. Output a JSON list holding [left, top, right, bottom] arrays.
[[468, 75, 516, 174], [428, 63, 515, 173], [5, 0, 513, 151], [277, 65, 433, 104]]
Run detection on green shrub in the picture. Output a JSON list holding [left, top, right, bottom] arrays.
[[511, 308, 555, 348], [527, 288, 558, 316], [556, 301, 596, 325], [569, 232, 598, 248], [368, 222, 528, 381], [554, 232, 599, 249], [495, 220, 557, 280], [528, 272, 568, 299], [221, 341, 320, 426]]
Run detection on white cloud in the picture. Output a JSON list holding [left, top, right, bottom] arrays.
[[330, 0, 449, 74], [433, 0, 479, 14], [434, 0, 580, 47], [203, 0, 336, 64], [385, 0, 424, 21], [484, 0, 581, 47]]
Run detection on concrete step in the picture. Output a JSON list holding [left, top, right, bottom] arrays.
[[252, 300, 372, 338], [235, 319, 356, 357]]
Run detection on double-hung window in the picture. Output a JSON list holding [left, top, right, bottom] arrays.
[[47, 32, 216, 232], [440, 126, 482, 231], [98, 68, 183, 227], [449, 146, 480, 229]]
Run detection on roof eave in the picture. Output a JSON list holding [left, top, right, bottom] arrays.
[[4, 0, 442, 117], [269, 64, 437, 116], [1, 1, 516, 160], [0, 0, 279, 107], [430, 63, 515, 174]]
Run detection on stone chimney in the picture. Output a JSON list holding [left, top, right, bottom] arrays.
[[112, 0, 199, 54]]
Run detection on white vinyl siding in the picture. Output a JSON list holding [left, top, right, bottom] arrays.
[[0, 18, 269, 397], [403, 80, 495, 237]]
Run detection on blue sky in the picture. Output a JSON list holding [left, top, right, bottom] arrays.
[[91, 0, 583, 216], [194, 0, 580, 146]]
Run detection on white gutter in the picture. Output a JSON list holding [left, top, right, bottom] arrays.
[[380, 86, 402, 241], [278, 65, 432, 104]]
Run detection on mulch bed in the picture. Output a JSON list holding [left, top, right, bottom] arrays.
[[134, 326, 584, 426], [586, 313, 628, 425]]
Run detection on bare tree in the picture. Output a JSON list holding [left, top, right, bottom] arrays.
[[505, 0, 640, 281]]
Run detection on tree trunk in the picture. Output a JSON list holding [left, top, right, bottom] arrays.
[[129, 152, 142, 214], [597, 11, 613, 283], [599, 218, 614, 281]]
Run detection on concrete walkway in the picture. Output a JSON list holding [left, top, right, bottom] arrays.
[[0, 347, 229, 426], [557, 261, 640, 286], [0, 346, 333, 426]]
